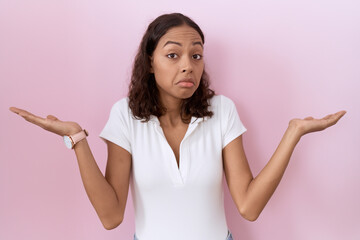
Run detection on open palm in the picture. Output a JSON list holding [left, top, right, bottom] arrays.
[[289, 110, 346, 136], [9, 107, 82, 136]]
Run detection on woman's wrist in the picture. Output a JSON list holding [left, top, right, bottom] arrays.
[[287, 120, 303, 141], [67, 124, 83, 136]]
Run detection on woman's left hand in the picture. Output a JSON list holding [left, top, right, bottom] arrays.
[[289, 110, 347, 137]]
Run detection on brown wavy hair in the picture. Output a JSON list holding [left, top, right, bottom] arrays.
[[128, 13, 215, 123]]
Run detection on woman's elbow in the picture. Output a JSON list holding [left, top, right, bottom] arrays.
[[101, 216, 123, 230], [239, 207, 260, 222], [243, 214, 259, 222], [103, 221, 121, 230]]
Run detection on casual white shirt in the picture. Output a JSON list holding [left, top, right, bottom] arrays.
[[99, 95, 247, 240]]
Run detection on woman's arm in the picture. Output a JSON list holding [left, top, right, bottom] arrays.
[[73, 138, 131, 230], [223, 110, 346, 221], [9, 107, 131, 230]]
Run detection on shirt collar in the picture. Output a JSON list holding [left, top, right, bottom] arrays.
[[148, 115, 210, 125]]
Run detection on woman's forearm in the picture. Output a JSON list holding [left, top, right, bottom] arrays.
[[8, 107, 123, 228], [242, 124, 302, 221], [73, 139, 122, 229]]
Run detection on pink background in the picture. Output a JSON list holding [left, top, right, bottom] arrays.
[[1, 1, 359, 239]]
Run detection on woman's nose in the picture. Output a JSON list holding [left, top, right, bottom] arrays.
[[181, 56, 193, 73]]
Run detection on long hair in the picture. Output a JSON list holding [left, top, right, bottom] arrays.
[[128, 13, 215, 123]]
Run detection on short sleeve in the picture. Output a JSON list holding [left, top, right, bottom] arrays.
[[99, 98, 132, 154], [221, 95, 247, 148]]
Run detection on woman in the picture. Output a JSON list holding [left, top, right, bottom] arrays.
[[9, 13, 346, 240]]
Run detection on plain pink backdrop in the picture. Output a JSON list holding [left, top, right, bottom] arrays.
[[1, 1, 359, 239]]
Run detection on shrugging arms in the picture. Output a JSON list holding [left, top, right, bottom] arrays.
[[223, 111, 346, 221]]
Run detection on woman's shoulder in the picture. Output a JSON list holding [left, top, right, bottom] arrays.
[[107, 97, 131, 117], [112, 97, 129, 108], [210, 94, 236, 109], [108, 97, 129, 111]]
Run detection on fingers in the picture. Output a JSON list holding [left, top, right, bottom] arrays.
[[321, 110, 347, 129], [323, 113, 334, 120], [23, 113, 47, 127], [333, 110, 346, 123], [324, 111, 346, 121], [336, 110, 347, 118], [9, 107, 47, 127], [47, 115, 58, 121], [10, 107, 38, 119], [10, 107, 60, 122], [10, 106, 78, 136], [9, 107, 22, 114], [297, 110, 347, 135], [304, 117, 314, 120]]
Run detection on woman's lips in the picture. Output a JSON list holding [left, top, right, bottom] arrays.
[[177, 79, 195, 87]]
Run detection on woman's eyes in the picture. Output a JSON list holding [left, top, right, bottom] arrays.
[[166, 53, 202, 60], [167, 53, 178, 59], [192, 54, 202, 60]]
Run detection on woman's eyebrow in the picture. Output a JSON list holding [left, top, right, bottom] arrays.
[[163, 41, 181, 47], [163, 41, 203, 49], [193, 41, 203, 48]]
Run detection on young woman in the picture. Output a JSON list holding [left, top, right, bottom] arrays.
[[9, 13, 346, 240]]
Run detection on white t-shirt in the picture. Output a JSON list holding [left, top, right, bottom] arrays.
[[99, 95, 247, 240]]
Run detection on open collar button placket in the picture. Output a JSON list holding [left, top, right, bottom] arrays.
[[151, 116, 201, 187]]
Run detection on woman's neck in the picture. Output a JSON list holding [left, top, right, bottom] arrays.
[[158, 95, 189, 127]]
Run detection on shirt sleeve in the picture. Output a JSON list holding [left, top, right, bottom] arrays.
[[221, 95, 247, 149], [99, 98, 132, 154]]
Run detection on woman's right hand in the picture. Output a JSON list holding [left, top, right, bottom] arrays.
[[9, 107, 82, 136]]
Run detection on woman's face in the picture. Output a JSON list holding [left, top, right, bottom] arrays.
[[150, 25, 204, 103]]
